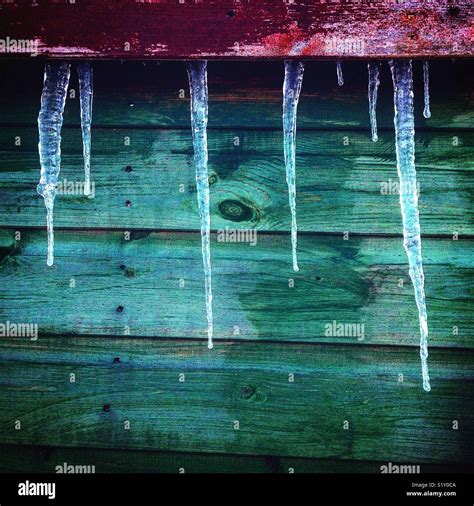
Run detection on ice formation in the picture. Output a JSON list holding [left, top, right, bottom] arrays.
[[283, 60, 304, 272], [37, 62, 71, 266], [390, 59, 431, 392], [187, 61, 214, 349]]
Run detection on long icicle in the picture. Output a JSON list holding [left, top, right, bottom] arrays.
[[336, 60, 344, 86], [37, 62, 71, 266], [77, 62, 93, 196], [422, 60, 431, 119], [368, 62, 381, 142], [187, 61, 213, 349], [390, 60, 431, 392], [283, 60, 304, 272]]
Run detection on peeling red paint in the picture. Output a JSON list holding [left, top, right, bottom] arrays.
[[259, 23, 305, 56], [0, 0, 471, 59]]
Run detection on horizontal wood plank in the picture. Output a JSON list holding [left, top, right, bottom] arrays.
[[0, 444, 463, 474], [0, 338, 472, 462], [0, 128, 472, 235], [0, 229, 472, 347], [0, 1, 472, 59], [0, 61, 472, 129]]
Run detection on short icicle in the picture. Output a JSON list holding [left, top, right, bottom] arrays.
[[422, 60, 431, 119], [336, 61, 344, 86], [368, 62, 381, 142], [37, 62, 71, 266], [283, 60, 304, 272], [77, 62, 93, 195], [187, 61, 214, 349], [389, 59, 431, 392]]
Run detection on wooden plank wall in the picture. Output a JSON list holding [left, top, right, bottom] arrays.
[[0, 0, 472, 59], [0, 59, 473, 473]]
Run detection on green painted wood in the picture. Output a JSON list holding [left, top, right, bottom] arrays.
[[0, 128, 472, 235], [0, 444, 274, 474], [0, 338, 472, 463], [0, 445, 463, 474], [0, 58, 471, 473], [0, 229, 471, 347], [0, 60, 472, 129]]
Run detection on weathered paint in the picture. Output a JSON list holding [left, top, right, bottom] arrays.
[[0, 0, 472, 59], [0, 338, 473, 462], [0, 55, 472, 472]]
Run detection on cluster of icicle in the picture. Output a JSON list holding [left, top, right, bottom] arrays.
[[37, 59, 432, 390], [37, 62, 92, 266], [283, 60, 431, 392]]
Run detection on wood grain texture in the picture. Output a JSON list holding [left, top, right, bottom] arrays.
[[0, 338, 472, 462], [0, 229, 471, 347], [0, 56, 471, 472], [0, 0, 472, 59], [0, 60, 472, 129], [0, 444, 464, 474], [0, 127, 472, 234]]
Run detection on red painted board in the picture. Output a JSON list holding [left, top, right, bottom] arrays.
[[0, 0, 472, 59]]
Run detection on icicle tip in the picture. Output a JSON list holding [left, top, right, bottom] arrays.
[[336, 61, 344, 86]]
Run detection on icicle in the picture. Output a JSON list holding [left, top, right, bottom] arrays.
[[336, 61, 344, 86], [77, 62, 93, 195], [187, 61, 213, 349], [283, 60, 304, 272], [368, 62, 381, 142], [389, 60, 431, 392], [37, 62, 71, 266], [422, 60, 431, 119]]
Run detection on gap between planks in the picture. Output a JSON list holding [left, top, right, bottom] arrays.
[[0, 225, 472, 241], [0, 123, 473, 133], [3, 335, 474, 353]]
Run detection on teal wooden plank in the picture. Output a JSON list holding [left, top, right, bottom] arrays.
[[0, 128, 472, 235], [0, 444, 461, 474], [0, 338, 472, 462], [0, 60, 472, 129], [0, 229, 471, 347]]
